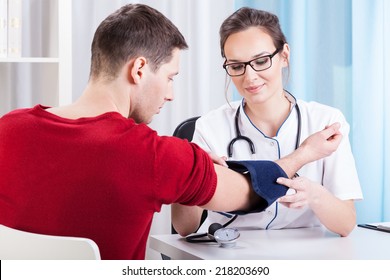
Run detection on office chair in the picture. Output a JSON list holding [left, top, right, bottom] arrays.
[[0, 224, 101, 260], [172, 116, 201, 142]]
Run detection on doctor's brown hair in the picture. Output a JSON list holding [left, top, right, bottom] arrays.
[[219, 7, 287, 58], [89, 4, 188, 81]]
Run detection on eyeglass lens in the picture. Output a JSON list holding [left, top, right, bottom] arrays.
[[225, 56, 272, 76]]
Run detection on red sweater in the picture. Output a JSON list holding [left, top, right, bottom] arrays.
[[0, 105, 217, 259]]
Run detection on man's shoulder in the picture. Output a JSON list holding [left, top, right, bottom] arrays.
[[1, 106, 35, 118]]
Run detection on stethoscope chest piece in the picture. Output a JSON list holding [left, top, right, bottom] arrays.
[[213, 228, 240, 248]]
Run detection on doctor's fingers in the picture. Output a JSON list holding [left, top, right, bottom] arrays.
[[276, 177, 307, 191], [280, 201, 307, 209], [322, 124, 343, 148], [278, 193, 308, 208], [208, 152, 228, 167], [321, 122, 341, 139]]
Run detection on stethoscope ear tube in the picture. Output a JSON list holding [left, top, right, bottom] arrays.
[[294, 103, 301, 149], [228, 106, 256, 158], [228, 102, 301, 157]]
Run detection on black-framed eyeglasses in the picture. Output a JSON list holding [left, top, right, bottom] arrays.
[[223, 49, 280, 77]]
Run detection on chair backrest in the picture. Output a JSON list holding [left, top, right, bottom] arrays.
[[173, 116, 200, 141], [0, 224, 101, 260]]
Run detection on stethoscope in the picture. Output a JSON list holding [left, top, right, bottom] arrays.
[[185, 214, 240, 247], [227, 102, 302, 157], [186, 100, 302, 245]]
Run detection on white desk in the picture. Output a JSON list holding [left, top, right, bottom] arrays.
[[149, 226, 390, 259]]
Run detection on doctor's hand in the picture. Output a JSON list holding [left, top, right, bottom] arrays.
[[276, 176, 323, 209], [276, 176, 357, 237], [208, 152, 228, 167], [298, 122, 342, 163]]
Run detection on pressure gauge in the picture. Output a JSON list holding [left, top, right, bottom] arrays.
[[213, 228, 240, 248]]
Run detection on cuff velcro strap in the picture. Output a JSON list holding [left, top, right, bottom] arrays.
[[226, 160, 289, 214]]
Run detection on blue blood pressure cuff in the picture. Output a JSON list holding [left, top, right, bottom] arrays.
[[226, 160, 289, 214]]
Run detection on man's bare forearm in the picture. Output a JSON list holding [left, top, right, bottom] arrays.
[[276, 122, 342, 177], [275, 146, 307, 178]]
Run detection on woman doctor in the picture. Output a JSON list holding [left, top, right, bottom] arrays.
[[171, 7, 363, 237]]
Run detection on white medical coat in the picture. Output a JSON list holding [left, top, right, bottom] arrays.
[[192, 96, 363, 231]]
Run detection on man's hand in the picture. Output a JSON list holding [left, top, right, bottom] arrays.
[[275, 122, 342, 178], [298, 122, 342, 163]]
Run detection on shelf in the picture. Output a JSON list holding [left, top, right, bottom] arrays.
[[0, 57, 59, 63], [0, 0, 72, 117]]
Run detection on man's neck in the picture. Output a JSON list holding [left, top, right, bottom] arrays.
[[47, 80, 131, 119]]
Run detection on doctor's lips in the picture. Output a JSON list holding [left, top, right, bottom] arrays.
[[245, 84, 264, 93]]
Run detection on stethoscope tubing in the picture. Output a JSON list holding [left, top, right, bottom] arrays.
[[228, 101, 301, 157], [187, 96, 302, 244]]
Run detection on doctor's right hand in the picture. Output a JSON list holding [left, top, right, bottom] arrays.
[[298, 122, 342, 163], [208, 152, 228, 167]]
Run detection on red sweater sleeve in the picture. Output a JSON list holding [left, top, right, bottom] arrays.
[[152, 135, 217, 211]]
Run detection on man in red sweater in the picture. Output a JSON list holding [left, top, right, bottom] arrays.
[[0, 4, 341, 259]]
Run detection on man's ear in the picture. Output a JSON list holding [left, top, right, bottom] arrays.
[[129, 57, 147, 84]]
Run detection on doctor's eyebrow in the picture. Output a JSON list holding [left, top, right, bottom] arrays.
[[226, 51, 272, 63]]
